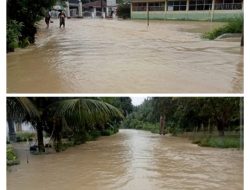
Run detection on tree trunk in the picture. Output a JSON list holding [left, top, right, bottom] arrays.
[[54, 118, 63, 152], [8, 119, 16, 142], [16, 122, 22, 132], [162, 116, 166, 135], [217, 120, 225, 136], [37, 122, 45, 152], [241, 33, 244, 47], [159, 116, 163, 135]]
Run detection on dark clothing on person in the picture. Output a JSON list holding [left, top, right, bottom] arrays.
[[45, 11, 51, 28], [58, 12, 66, 28]]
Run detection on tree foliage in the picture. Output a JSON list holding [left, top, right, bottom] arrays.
[[7, 0, 62, 52], [122, 97, 243, 136], [116, 3, 131, 19], [7, 97, 124, 152]]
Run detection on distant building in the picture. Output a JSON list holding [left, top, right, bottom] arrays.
[[130, 0, 243, 21], [67, 0, 117, 18]]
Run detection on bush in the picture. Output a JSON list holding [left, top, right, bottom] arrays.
[[192, 136, 241, 148], [89, 130, 101, 140], [7, 20, 23, 52], [16, 132, 35, 142], [7, 146, 20, 166], [143, 122, 159, 134], [169, 127, 183, 136], [202, 16, 243, 40], [72, 131, 89, 145], [101, 129, 114, 136], [117, 3, 131, 19]]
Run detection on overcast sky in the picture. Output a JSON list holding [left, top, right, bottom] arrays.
[[130, 97, 147, 106]]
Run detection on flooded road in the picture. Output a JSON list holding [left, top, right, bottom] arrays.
[[7, 19, 243, 93], [7, 129, 243, 190]]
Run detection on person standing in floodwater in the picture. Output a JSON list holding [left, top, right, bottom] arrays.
[[58, 11, 66, 28], [45, 10, 51, 28]]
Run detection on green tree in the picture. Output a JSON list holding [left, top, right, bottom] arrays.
[[7, 97, 123, 152], [7, 0, 62, 51]]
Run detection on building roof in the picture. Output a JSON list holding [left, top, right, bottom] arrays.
[[68, 0, 81, 3], [83, 0, 107, 8]]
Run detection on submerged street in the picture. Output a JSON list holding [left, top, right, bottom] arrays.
[[7, 19, 243, 93], [7, 129, 243, 190]]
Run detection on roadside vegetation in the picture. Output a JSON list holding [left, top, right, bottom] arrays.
[[7, 97, 243, 167], [16, 132, 35, 142], [116, 3, 131, 19], [7, 97, 133, 155], [192, 135, 241, 148], [122, 97, 243, 149], [202, 16, 243, 40], [7, 0, 64, 52], [7, 145, 20, 166]]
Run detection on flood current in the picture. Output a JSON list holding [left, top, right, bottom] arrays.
[[7, 19, 243, 93], [7, 129, 243, 190]]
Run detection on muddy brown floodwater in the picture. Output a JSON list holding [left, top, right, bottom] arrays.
[[7, 19, 243, 93], [7, 129, 243, 190]]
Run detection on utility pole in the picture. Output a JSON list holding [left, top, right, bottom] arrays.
[[240, 97, 243, 150], [147, 2, 149, 27], [101, 0, 103, 17]]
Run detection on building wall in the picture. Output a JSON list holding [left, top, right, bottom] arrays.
[[132, 10, 243, 21], [131, 0, 243, 21]]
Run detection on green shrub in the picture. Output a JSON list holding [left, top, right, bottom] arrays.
[[169, 126, 183, 136], [19, 37, 30, 48], [117, 3, 131, 19], [193, 136, 241, 148], [72, 131, 89, 145], [16, 132, 35, 142], [113, 127, 119, 134], [7, 146, 20, 166], [101, 129, 114, 136], [7, 20, 23, 52], [89, 130, 101, 140], [143, 122, 159, 134], [202, 16, 243, 40]]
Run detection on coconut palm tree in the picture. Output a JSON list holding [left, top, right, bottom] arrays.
[[50, 98, 124, 151], [7, 97, 124, 152], [7, 97, 40, 142]]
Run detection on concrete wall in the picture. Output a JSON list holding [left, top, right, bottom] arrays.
[[131, 10, 243, 21]]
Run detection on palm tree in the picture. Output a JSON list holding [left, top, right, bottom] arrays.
[[7, 97, 40, 142], [7, 97, 124, 152], [50, 98, 124, 151]]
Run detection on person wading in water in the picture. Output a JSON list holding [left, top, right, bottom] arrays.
[[58, 10, 66, 28], [45, 10, 51, 28]]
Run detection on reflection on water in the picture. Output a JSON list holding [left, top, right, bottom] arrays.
[[7, 129, 243, 190], [7, 19, 243, 93]]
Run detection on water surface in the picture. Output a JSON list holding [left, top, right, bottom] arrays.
[[7, 19, 243, 93], [7, 129, 243, 190]]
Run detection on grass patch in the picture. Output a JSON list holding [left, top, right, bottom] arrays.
[[88, 130, 101, 140], [7, 145, 20, 166], [16, 132, 35, 142], [142, 123, 159, 134], [202, 16, 243, 40], [101, 129, 114, 136], [192, 136, 242, 148]]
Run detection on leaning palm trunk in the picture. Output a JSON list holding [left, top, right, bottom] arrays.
[[37, 121, 45, 152]]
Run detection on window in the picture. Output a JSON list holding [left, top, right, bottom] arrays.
[[149, 2, 165, 11], [189, 0, 212, 10], [168, 0, 187, 11], [132, 3, 147, 11], [214, 0, 243, 10]]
